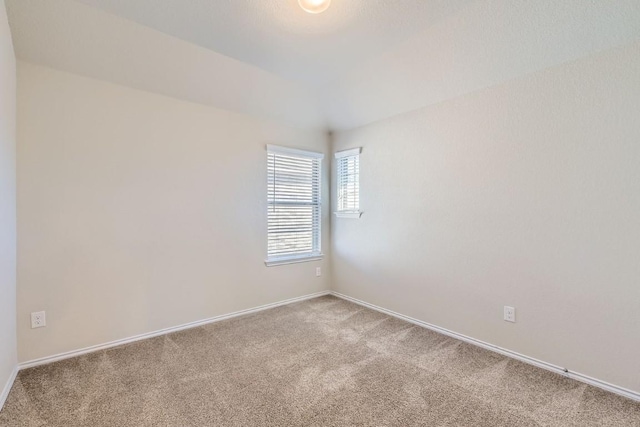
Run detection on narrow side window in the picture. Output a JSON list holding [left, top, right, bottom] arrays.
[[335, 148, 362, 218]]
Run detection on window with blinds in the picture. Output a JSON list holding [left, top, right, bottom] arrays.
[[266, 145, 323, 265], [335, 148, 362, 218]]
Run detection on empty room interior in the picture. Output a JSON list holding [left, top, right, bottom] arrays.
[[1, 0, 640, 425]]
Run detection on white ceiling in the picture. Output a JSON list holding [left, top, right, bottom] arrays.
[[6, 0, 640, 130], [325, 0, 640, 129], [71, 0, 474, 86]]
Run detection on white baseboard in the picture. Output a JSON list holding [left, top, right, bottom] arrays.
[[19, 290, 331, 371], [13, 289, 639, 404], [0, 366, 18, 412], [331, 291, 640, 402]]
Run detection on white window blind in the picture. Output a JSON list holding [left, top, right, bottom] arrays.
[[335, 148, 361, 217], [266, 145, 323, 265]]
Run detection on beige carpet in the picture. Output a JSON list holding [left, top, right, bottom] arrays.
[[1, 295, 639, 426]]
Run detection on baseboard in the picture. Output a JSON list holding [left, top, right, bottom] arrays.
[[331, 291, 640, 402], [14, 289, 639, 403], [19, 290, 331, 371], [0, 365, 18, 412]]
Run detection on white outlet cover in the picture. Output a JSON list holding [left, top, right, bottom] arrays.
[[504, 306, 516, 323], [31, 311, 46, 329], [316, 267, 322, 277]]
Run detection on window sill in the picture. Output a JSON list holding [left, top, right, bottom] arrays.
[[334, 211, 363, 219], [265, 254, 324, 267]]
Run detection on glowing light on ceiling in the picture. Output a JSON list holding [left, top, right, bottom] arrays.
[[298, 0, 331, 14]]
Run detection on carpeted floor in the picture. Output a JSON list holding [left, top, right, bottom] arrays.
[[1, 295, 639, 426]]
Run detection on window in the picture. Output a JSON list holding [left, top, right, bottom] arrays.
[[335, 148, 362, 218], [266, 145, 323, 266]]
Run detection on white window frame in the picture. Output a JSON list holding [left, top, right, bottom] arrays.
[[335, 147, 362, 219], [265, 145, 324, 266]]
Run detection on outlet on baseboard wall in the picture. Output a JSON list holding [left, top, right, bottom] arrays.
[[316, 267, 321, 277], [504, 306, 516, 323], [31, 311, 46, 329]]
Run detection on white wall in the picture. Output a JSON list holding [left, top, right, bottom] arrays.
[[0, 0, 17, 406], [332, 42, 640, 392], [17, 62, 330, 363]]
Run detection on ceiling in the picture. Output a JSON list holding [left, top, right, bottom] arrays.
[[6, 0, 640, 130], [72, 0, 474, 86]]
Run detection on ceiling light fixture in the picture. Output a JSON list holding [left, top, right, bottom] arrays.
[[298, 0, 331, 14]]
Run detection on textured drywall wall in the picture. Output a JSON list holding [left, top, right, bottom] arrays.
[[0, 0, 17, 405], [17, 62, 330, 363], [331, 42, 640, 392]]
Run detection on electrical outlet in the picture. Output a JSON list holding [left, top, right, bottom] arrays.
[[316, 267, 321, 277], [504, 306, 516, 323], [31, 311, 46, 329]]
